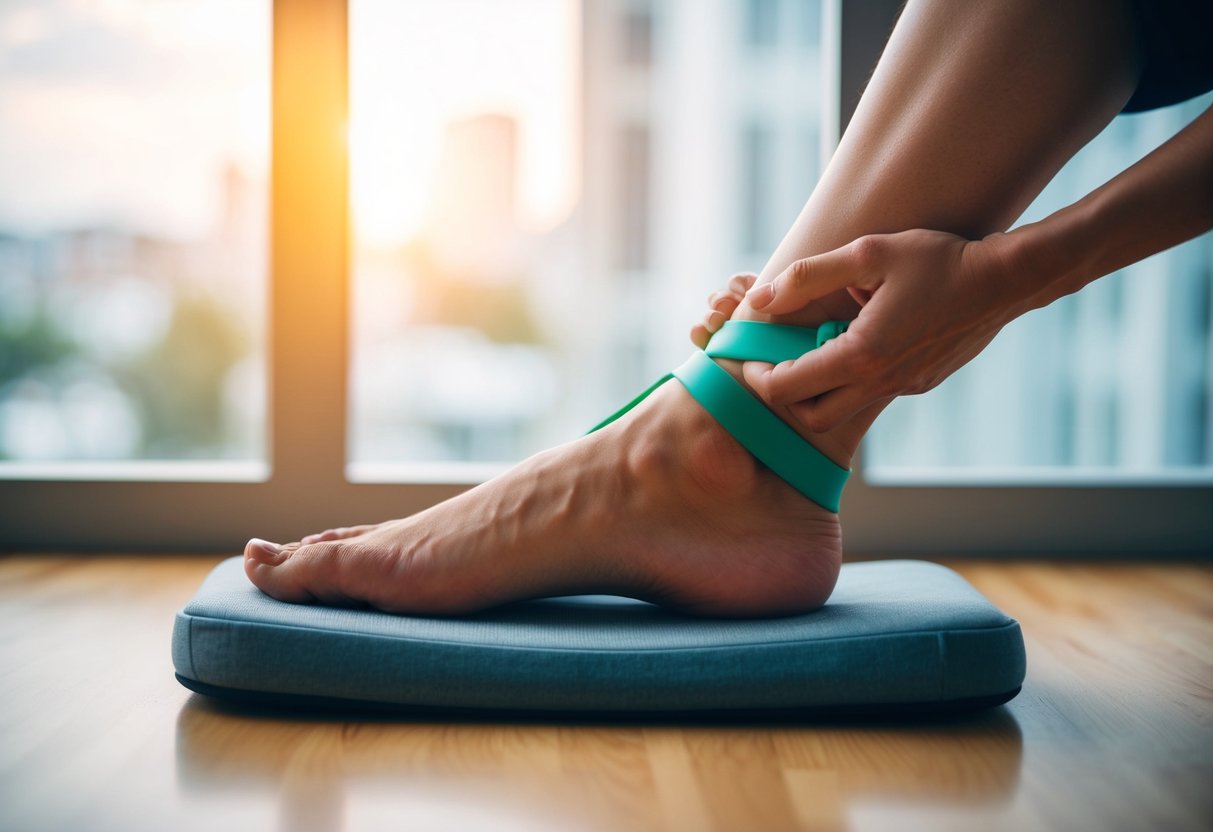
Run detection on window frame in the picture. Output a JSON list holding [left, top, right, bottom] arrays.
[[1, 0, 1209, 555]]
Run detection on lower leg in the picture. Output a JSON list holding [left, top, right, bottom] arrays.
[[246, 0, 1140, 615]]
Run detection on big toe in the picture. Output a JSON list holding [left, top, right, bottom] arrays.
[[244, 538, 317, 604], [245, 537, 286, 565]]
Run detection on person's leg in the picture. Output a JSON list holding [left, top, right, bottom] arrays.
[[246, 0, 1140, 616], [732, 0, 1142, 464]]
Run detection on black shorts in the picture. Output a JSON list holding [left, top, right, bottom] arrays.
[[1123, 0, 1213, 112]]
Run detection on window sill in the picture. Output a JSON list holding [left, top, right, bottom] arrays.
[[0, 461, 270, 483]]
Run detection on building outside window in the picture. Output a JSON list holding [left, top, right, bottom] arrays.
[[866, 93, 1213, 479]]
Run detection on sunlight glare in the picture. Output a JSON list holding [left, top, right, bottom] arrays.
[[350, 0, 580, 248]]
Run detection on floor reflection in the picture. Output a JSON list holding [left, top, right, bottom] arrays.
[[176, 695, 1024, 831]]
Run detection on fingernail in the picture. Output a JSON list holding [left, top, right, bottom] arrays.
[[747, 284, 774, 308]]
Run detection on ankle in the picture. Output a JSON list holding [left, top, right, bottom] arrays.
[[620, 383, 763, 504]]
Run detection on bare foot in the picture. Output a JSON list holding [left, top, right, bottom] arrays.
[[245, 379, 847, 618]]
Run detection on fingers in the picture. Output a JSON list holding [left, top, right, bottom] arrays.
[[693, 273, 758, 347], [786, 386, 884, 434], [707, 273, 757, 314], [748, 239, 882, 315], [743, 343, 856, 407], [690, 310, 727, 348], [744, 327, 898, 431], [727, 272, 757, 296], [744, 349, 885, 433]]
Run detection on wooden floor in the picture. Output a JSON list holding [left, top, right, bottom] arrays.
[[0, 556, 1209, 832]]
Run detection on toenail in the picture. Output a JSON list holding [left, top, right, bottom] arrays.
[[250, 538, 282, 554]]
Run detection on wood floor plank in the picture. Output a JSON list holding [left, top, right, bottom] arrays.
[[643, 728, 714, 832], [0, 555, 1210, 831]]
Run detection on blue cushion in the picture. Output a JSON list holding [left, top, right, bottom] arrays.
[[172, 557, 1025, 715]]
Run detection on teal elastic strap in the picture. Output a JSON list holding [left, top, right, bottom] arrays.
[[673, 351, 848, 512], [703, 320, 847, 363], [589, 319, 851, 512]]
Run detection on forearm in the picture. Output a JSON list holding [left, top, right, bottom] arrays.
[[1003, 103, 1213, 315]]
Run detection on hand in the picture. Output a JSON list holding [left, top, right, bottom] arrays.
[[742, 229, 1024, 432], [690, 273, 757, 349]]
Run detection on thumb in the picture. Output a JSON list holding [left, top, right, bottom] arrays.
[[748, 241, 879, 315]]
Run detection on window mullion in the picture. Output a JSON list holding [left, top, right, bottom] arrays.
[[269, 0, 350, 494]]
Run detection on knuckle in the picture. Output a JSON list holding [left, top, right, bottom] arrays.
[[872, 381, 900, 402], [850, 235, 885, 269], [727, 273, 754, 294], [872, 376, 900, 398], [750, 380, 774, 406], [764, 360, 794, 392], [744, 363, 777, 399], [853, 334, 895, 372], [799, 407, 832, 433], [784, 259, 813, 291], [906, 372, 939, 396], [846, 344, 880, 375]]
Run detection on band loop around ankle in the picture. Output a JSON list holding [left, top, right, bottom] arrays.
[[588, 318, 852, 511], [673, 350, 849, 512]]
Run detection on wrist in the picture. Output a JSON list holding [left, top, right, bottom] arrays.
[[999, 202, 1102, 315]]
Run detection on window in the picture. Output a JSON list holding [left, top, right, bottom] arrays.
[[2, 0, 1208, 556], [617, 124, 652, 272], [348, 0, 579, 466], [348, 0, 823, 466], [799, 0, 822, 47], [744, 0, 780, 49], [0, 0, 268, 468], [741, 122, 775, 256], [622, 3, 654, 67], [866, 93, 1213, 481]]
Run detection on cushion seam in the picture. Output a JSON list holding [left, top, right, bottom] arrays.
[[179, 612, 1021, 655], [936, 631, 946, 700]]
